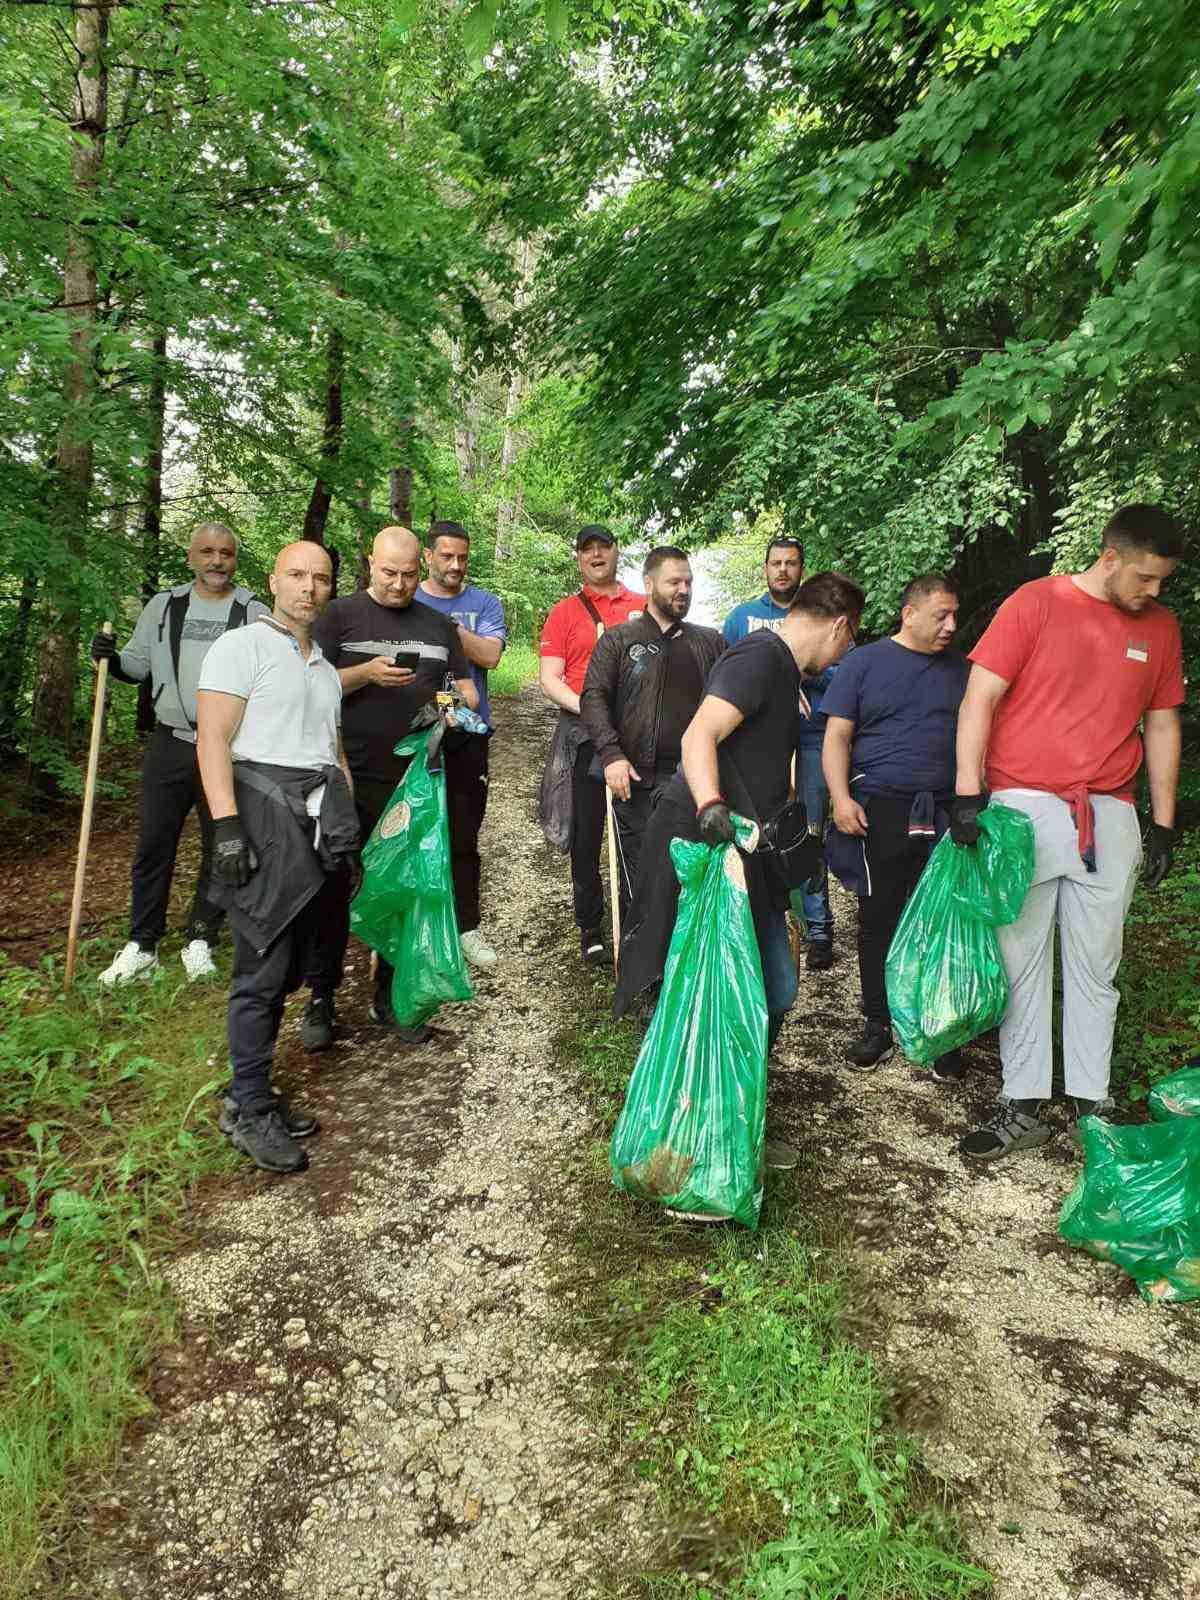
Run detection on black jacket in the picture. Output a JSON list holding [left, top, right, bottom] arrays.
[[210, 762, 359, 954], [579, 613, 725, 775]]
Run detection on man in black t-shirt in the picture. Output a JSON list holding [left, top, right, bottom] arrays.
[[580, 547, 724, 920], [613, 572, 865, 1058], [303, 526, 476, 1045]]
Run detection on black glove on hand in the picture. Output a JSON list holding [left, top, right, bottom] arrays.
[[90, 631, 118, 663], [212, 817, 254, 889], [697, 799, 736, 848], [1143, 822, 1174, 890], [949, 792, 988, 848]]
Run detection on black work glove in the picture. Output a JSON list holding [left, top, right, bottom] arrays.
[[90, 631, 118, 664], [1143, 822, 1174, 890], [212, 817, 254, 888], [949, 792, 988, 848], [697, 799, 736, 848]]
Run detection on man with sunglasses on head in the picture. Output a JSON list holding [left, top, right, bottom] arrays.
[[723, 535, 838, 971]]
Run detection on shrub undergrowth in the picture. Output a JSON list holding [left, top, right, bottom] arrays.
[[0, 944, 234, 1600], [489, 641, 540, 699], [556, 1008, 991, 1600]]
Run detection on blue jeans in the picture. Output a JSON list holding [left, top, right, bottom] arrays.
[[759, 911, 799, 1050], [798, 746, 833, 942]]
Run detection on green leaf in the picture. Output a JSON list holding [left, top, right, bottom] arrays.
[[544, 0, 568, 46], [462, 2, 495, 59]]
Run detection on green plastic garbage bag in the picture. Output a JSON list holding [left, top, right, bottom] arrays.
[[1059, 1115, 1200, 1304], [1148, 1058, 1200, 1121], [610, 814, 767, 1229], [349, 726, 473, 1027], [884, 803, 1035, 1065]]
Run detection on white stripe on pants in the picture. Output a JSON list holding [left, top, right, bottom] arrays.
[[993, 789, 1142, 1102]]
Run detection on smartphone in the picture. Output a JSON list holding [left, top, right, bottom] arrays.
[[393, 649, 421, 673]]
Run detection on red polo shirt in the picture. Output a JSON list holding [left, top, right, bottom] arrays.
[[540, 584, 645, 694]]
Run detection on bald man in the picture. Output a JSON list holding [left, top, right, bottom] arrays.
[[90, 521, 268, 986], [196, 540, 357, 1174], [303, 526, 476, 1045]]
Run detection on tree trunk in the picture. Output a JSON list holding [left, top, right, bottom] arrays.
[[142, 327, 168, 604], [389, 419, 414, 525], [450, 339, 481, 489], [33, 0, 112, 756], [302, 325, 344, 544]]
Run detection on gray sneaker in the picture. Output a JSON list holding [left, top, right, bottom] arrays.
[[218, 1096, 319, 1139], [1069, 1096, 1115, 1148], [960, 1098, 1053, 1162], [226, 1106, 308, 1174]]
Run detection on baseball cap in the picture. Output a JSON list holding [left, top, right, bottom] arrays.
[[575, 525, 616, 551]]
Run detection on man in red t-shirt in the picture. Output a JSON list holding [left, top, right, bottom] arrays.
[[539, 526, 643, 963], [951, 504, 1186, 1161]]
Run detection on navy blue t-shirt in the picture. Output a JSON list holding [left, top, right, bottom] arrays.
[[820, 639, 969, 797]]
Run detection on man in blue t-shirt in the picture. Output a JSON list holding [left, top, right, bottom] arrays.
[[417, 521, 508, 970], [723, 535, 836, 969], [822, 573, 969, 1075]]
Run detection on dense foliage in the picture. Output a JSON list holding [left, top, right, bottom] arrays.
[[1, 0, 1196, 776]]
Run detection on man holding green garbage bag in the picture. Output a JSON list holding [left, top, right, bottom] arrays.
[[822, 574, 970, 1078], [952, 504, 1186, 1161]]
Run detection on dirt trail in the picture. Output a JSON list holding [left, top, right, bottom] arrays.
[[43, 688, 1200, 1600], [51, 691, 652, 1600], [771, 899, 1200, 1600]]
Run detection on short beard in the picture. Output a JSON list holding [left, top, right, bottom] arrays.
[[1103, 574, 1144, 614], [768, 582, 800, 606]]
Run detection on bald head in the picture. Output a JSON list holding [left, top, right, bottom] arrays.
[[269, 540, 334, 635], [368, 526, 421, 609], [187, 520, 238, 598]]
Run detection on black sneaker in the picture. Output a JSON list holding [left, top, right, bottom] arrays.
[[218, 1096, 319, 1139], [846, 1024, 895, 1072], [367, 998, 392, 1026], [226, 1106, 309, 1174], [1069, 1096, 1115, 1147], [960, 1098, 1052, 1162], [300, 996, 335, 1053], [367, 999, 431, 1044], [581, 929, 606, 967], [929, 1050, 966, 1083], [805, 940, 835, 972]]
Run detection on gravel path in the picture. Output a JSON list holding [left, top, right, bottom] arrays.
[[55, 687, 1199, 1600], [771, 889, 1200, 1600], [64, 691, 650, 1600]]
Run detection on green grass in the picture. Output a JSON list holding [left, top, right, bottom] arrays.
[[0, 942, 236, 1600], [555, 1009, 991, 1600], [490, 640, 540, 698], [1112, 820, 1200, 1102]]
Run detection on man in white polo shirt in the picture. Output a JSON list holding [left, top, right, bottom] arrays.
[[197, 541, 357, 1176]]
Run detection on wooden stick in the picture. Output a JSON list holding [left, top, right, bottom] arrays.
[[65, 622, 112, 990], [605, 784, 621, 974]]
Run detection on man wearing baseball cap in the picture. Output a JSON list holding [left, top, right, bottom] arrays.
[[539, 527, 644, 964]]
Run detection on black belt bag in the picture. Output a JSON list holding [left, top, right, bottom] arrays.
[[758, 799, 823, 890]]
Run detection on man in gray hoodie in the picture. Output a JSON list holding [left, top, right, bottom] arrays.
[[90, 522, 267, 985]]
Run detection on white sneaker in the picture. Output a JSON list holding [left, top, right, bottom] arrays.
[[180, 938, 218, 981], [460, 929, 498, 970], [98, 941, 160, 987]]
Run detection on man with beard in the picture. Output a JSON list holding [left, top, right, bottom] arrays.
[[539, 526, 644, 965], [614, 572, 865, 1054], [304, 526, 477, 1046], [952, 505, 1186, 1161], [90, 522, 267, 985], [822, 575, 969, 1077], [580, 546, 724, 920], [416, 521, 507, 970], [723, 536, 837, 970]]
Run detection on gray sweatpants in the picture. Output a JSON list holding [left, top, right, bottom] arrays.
[[993, 789, 1142, 1102]]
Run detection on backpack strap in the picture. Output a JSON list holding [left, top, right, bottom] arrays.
[[577, 589, 605, 636]]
